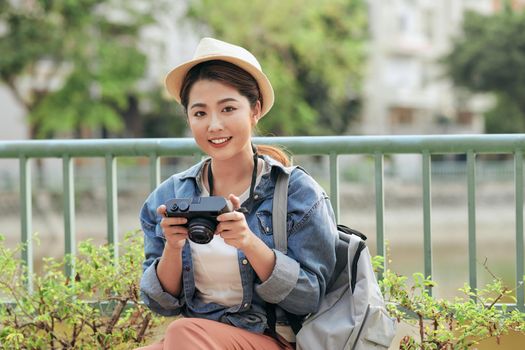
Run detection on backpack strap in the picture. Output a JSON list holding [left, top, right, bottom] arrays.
[[351, 240, 366, 293], [347, 234, 367, 294], [336, 224, 368, 293], [270, 168, 307, 335], [272, 168, 295, 254]]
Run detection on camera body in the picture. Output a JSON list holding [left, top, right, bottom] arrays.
[[165, 196, 232, 244]]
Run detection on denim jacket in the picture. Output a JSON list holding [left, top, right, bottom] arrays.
[[139, 155, 337, 334]]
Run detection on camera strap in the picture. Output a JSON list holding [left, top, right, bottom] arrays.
[[207, 144, 259, 206]]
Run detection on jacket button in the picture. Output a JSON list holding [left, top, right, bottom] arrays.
[[242, 259, 248, 265], [254, 194, 259, 199]]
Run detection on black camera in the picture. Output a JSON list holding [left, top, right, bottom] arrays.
[[164, 196, 233, 244]]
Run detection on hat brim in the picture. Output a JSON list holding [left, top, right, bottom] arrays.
[[165, 55, 274, 117]]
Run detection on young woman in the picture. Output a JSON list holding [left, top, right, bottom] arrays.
[[137, 37, 337, 349]]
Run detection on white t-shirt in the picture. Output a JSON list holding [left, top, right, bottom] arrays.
[[190, 159, 268, 307]]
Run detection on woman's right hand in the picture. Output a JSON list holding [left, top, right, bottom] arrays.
[[157, 205, 188, 251]]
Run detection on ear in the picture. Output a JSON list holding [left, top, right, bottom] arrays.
[[251, 100, 262, 126]]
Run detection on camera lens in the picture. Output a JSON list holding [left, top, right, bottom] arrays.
[[187, 218, 216, 244]]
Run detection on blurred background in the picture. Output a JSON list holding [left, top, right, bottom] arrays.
[[1, 0, 525, 300]]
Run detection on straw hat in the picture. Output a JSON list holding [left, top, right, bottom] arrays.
[[165, 37, 275, 117]]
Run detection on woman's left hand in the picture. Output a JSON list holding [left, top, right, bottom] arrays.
[[216, 194, 256, 250]]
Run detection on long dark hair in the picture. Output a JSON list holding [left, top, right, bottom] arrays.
[[180, 60, 290, 166], [180, 60, 262, 111]]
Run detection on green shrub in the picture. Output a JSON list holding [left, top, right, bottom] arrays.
[[1, 232, 523, 349], [375, 256, 525, 349], [0, 231, 163, 349]]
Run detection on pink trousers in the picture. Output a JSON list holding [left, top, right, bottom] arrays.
[[135, 317, 294, 350]]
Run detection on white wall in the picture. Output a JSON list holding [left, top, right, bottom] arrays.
[[0, 84, 27, 140], [0, 85, 28, 184]]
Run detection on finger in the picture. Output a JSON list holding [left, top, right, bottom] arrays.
[[216, 222, 227, 233], [216, 225, 234, 237], [165, 231, 189, 246], [162, 217, 188, 226], [219, 231, 242, 245], [228, 194, 241, 210], [164, 226, 189, 236], [219, 231, 234, 240], [161, 217, 188, 227], [216, 220, 243, 234], [157, 205, 167, 216], [217, 211, 244, 222]]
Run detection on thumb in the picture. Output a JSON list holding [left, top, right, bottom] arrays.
[[157, 204, 167, 216], [228, 194, 241, 210]]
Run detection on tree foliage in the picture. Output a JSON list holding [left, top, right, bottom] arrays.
[[187, 0, 367, 136], [0, 0, 176, 138], [443, 6, 525, 133], [485, 94, 525, 134]]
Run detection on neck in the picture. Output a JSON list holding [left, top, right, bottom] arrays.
[[211, 153, 254, 179], [207, 148, 257, 196]]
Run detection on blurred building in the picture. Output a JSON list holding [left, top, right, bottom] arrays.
[[0, 86, 28, 140], [362, 0, 504, 135]]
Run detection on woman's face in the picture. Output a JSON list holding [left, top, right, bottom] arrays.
[[187, 79, 261, 162]]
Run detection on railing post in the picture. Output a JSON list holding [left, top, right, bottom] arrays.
[[422, 151, 433, 295], [329, 152, 340, 222], [515, 150, 524, 311], [467, 150, 477, 297], [63, 155, 76, 278], [149, 153, 161, 192], [106, 154, 119, 262], [375, 152, 386, 277], [19, 155, 33, 293]]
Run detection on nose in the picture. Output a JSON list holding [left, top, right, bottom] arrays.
[[208, 112, 224, 132]]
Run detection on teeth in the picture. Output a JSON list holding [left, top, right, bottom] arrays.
[[210, 137, 230, 144]]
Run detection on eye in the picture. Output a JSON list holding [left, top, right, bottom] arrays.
[[193, 111, 206, 118], [222, 106, 237, 113]]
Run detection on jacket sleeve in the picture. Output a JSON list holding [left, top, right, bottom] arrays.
[[254, 169, 338, 315], [139, 190, 185, 317]]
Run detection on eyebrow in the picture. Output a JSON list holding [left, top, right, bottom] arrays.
[[190, 97, 239, 110], [190, 102, 206, 110], [218, 97, 238, 104]]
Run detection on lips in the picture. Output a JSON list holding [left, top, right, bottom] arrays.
[[208, 137, 232, 147]]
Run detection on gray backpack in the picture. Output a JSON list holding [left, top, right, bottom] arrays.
[[270, 168, 397, 350]]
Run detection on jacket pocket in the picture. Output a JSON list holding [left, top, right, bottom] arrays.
[[256, 211, 273, 235], [256, 210, 294, 236]]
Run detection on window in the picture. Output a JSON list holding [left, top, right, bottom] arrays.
[[390, 107, 415, 125]]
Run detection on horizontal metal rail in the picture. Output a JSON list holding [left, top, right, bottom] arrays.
[[0, 134, 524, 310], [2, 134, 525, 157]]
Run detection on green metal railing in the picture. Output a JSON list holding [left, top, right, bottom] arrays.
[[0, 134, 524, 310]]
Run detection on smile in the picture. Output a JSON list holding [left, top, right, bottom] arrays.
[[209, 137, 232, 145]]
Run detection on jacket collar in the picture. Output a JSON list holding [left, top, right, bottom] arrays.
[[179, 158, 208, 181], [178, 154, 293, 182]]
